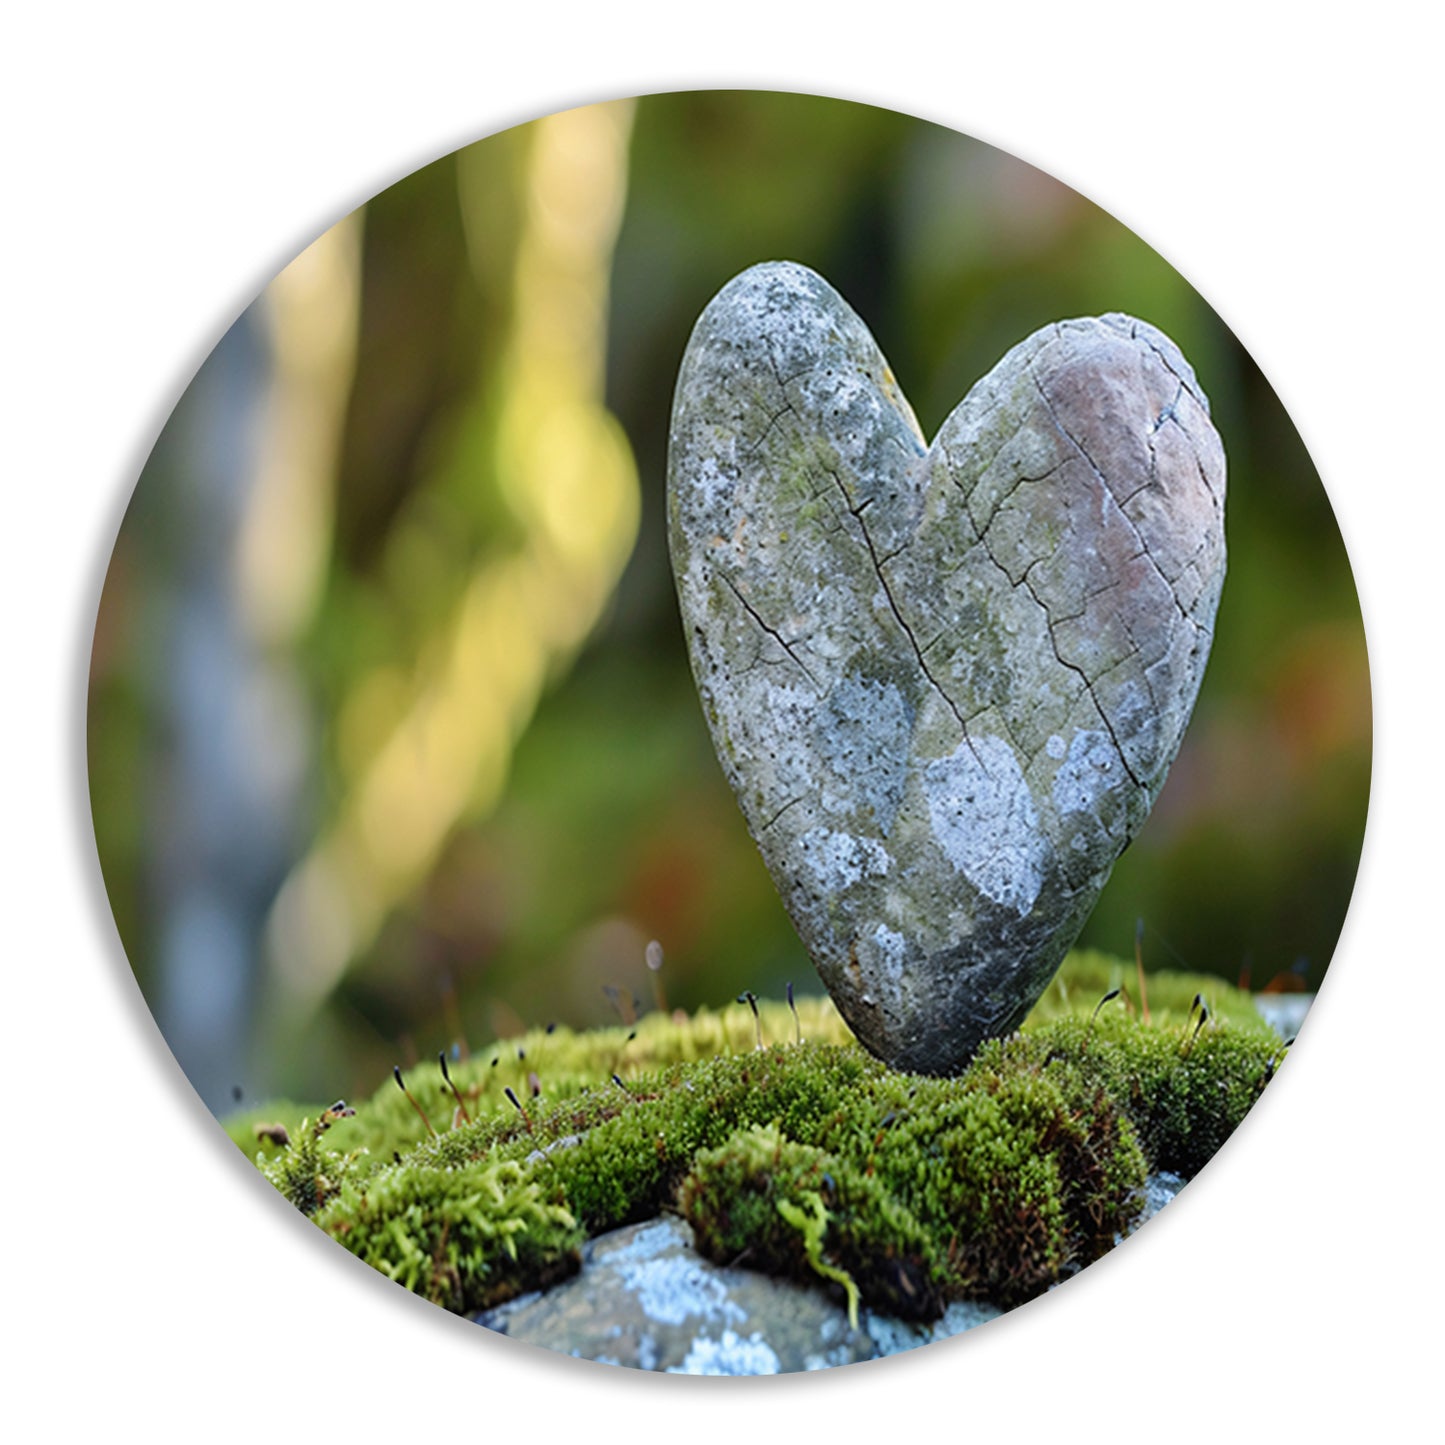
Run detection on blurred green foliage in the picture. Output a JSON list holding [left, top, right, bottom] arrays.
[[88, 92, 1367, 1107]]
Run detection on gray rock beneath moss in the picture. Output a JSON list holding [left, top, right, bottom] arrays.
[[668, 262, 1227, 1074], [478, 1215, 876, 1372], [477, 1176, 1185, 1373]]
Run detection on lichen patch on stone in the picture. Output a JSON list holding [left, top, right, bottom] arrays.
[[611, 1231, 749, 1328], [1051, 727, 1124, 817], [798, 827, 891, 890], [668, 1329, 782, 1376], [923, 737, 1046, 916]]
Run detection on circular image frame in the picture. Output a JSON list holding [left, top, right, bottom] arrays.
[[85, 89, 1370, 1375]]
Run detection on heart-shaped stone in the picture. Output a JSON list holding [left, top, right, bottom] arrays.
[[668, 262, 1226, 1074]]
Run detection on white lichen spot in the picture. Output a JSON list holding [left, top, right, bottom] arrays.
[[863, 1297, 1004, 1357], [923, 736, 1045, 916], [618, 1256, 748, 1329], [1051, 729, 1121, 816], [1045, 733, 1067, 760], [872, 924, 908, 985], [798, 828, 891, 890], [610, 1221, 747, 1327], [668, 1329, 782, 1376]]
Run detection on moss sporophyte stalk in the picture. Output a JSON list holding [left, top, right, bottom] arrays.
[[227, 952, 1287, 1320]]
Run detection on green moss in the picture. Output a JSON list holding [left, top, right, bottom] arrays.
[[223, 1102, 315, 1157], [316, 1160, 583, 1313], [683, 1122, 943, 1321], [256, 1103, 365, 1215], [232, 953, 1286, 1321], [1008, 1010, 1284, 1177], [1028, 948, 1268, 1027]]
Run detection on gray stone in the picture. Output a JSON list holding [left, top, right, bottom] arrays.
[[477, 1178, 1186, 1372], [668, 262, 1226, 1073], [476, 1216, 877, 1372]]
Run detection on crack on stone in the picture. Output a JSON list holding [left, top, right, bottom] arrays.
[[760, 794, 806, 833], [971, 708, 1032, 785], [1126, 377, 1201, 513], [1151, 380, 1186, 435], [765, 343, 824, 398], [772, 352, 820, 392], [823, 468, 975, 760], [1131, 376, 1179, 506], [1024, 596, 1087, 634], [1132, 329, 1223, 508], [731, 631, 768, 675], [1155, 405, 1221, 511], [1026, 363, 1194, 628], [741, 398, 798, 459], [956, 429, 1065, 542], [969, 501, 1146, 795], [919, 626, 949, 658], [718, 572, 820, 689], [1024, 572, 1145, 791], [1163, 530, 1219, 598], [1133, 322, 1193, 402]]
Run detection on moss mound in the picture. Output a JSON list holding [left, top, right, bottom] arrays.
[[229, 954, 1285, 1320]]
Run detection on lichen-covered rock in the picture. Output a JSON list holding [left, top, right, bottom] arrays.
[[477, 1216, 879, 1372], [668, 262, 1226, 1073], [477, 1181, 1187, 1373]]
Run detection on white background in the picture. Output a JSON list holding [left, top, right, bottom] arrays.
[[7, 3, 1436, 1438]]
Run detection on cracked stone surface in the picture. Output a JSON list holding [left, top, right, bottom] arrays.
[[668, 262, 1226, 1073]]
